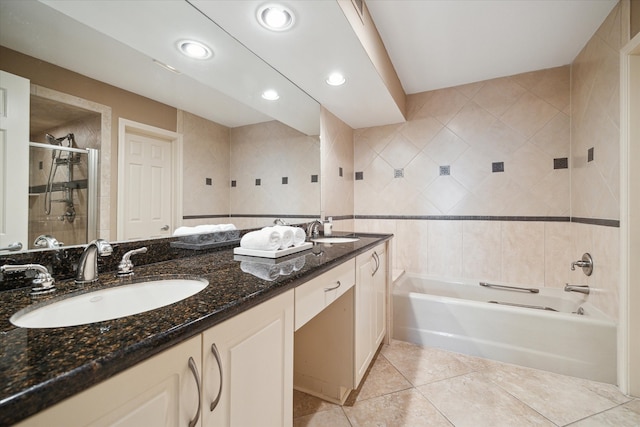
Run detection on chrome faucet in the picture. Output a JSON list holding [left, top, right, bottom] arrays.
[[564, 284, 590, 295], [273, 218, 289, 226], [117, 247, 148, 277], [306, 220, 323, 238], [0, 263, 56, 296], [75, 239, 113, 284], [34, 234, 62, 249]]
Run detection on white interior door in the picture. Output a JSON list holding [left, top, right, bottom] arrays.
[[122, 131, 173, 240], [118, 119, 182, 241], [0, 71, 29, 252]]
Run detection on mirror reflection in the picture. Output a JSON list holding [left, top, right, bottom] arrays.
[[0, 0, 321, 253]]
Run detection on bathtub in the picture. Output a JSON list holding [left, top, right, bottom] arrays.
[[393, 273, 617, 384]]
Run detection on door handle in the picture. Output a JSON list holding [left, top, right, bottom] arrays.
[[161, 225, 170, 231]]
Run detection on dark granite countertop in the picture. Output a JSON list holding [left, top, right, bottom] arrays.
[[0, 232, 391, 426]]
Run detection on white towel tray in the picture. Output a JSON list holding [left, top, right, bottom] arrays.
[[233, 242, 312, 258]]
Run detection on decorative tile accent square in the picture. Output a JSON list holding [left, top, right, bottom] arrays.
[[440, 165, 450, 176], [588, 147, 594, 162], [355, 171, 364, 180], [282, 177, 288, 185], [339, 167, 343, 177], [311, 174, 318, 183], [205, 178, 212, 186], [394, 168, 404, 178], [492, 162, 505, 173], [231, 180, 236, 187], [554, 157, 568, 169], [255, 178, 261, 186]]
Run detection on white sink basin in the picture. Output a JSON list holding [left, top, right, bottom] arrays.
[[10, 278, 209, 328], [311, 237, 359, 244]]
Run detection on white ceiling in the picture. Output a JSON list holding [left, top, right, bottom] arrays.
[[0, 0, 619, 133], [365, 0, 618, 94]]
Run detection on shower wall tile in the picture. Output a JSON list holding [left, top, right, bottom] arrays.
[[502, 222, 545, 285], [427, 221, 463, 277], [354, 66, 570, 217], [544, 222, 572, 288], [570, 1, 628, 221], [462, 221, 502, 281]]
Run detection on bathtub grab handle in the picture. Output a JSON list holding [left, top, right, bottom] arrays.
[[479, 282, 539, 293]]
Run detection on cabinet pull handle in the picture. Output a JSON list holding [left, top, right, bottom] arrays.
[[371, 252, 380, 276], [324, 280, 341, 292], [210, 343, 223, 412], [187, 357, 201, 427]]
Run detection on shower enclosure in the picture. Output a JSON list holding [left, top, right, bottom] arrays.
[[28, 140, 98, 249]]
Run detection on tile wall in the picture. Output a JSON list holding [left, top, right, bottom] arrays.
[[567, 0, 629, 321], [179, 113, 320, 230], [321, 107, 354, 231], [177, 110, 230, 220]]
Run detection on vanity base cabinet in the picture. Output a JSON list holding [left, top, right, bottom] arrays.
[[16, 335, 202, 427], [202, 290, 294, 427], [355, 243, 387, 386]]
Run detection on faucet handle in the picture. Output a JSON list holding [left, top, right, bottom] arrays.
[[570, 253, 593, 276], [0, 263, 56, 296], [117, 247, 148, 277]]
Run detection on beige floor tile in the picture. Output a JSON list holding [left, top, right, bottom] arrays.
[[624, 399, 640, 414], [568, 405, 640, 426], [293, 407, 352, 427], [486, 363, 621, 425], [343, 388, 453, 427], [418, 372, 555, 427], [356, 354, 413, 402], [293, 390, 340, 418], [381, 340, 477, 386]]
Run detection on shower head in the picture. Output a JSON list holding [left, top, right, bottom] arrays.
[[45, 133, 61, 145]]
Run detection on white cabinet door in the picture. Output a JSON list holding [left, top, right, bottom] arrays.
[[354, 243, 387, 386], [17, 335, 202, 427], [202, 290, 294, 427]]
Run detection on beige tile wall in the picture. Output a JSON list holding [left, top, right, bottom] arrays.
[[571, 1, 627, 221], [229, 121, 320, 217], [354, 66, 570, 216], [177, 111, 230, 219], [321, 107, 354, 222]]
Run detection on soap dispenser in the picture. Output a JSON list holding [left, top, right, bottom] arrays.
[[324, 217, 333, 236]]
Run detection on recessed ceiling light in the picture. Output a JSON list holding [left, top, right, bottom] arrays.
[[177, 40, 213, 59], [257, 4, 295, 31], [262, 89, 280, 101], [326, 72, 346, 86]]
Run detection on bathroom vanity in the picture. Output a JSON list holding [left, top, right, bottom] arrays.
[[0, 233, 391, 426]]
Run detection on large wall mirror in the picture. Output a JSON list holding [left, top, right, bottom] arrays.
[[0, 0, 321, 253]]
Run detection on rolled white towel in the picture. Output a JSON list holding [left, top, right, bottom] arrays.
[[218, 224, 237, 231], [268, 226, 294, 250], [240, 228, 281, 251], [195, 224, 222, 233], [173, 226, 197, 236], [290, 227, 306, 246], [241, 261, 280, 281]]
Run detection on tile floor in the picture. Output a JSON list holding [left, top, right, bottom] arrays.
[[293, 340, 640, 427]]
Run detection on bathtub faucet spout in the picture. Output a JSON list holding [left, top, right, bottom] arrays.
[[564, 284, 590, 295]]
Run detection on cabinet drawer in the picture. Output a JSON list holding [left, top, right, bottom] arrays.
[[295, 260, 355, 330]]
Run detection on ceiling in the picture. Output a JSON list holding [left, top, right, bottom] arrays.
[[0, 0, 619, 132], [365, 0, 618, 94]]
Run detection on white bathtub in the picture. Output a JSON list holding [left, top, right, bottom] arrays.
[[393, 273, 617, 384]]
